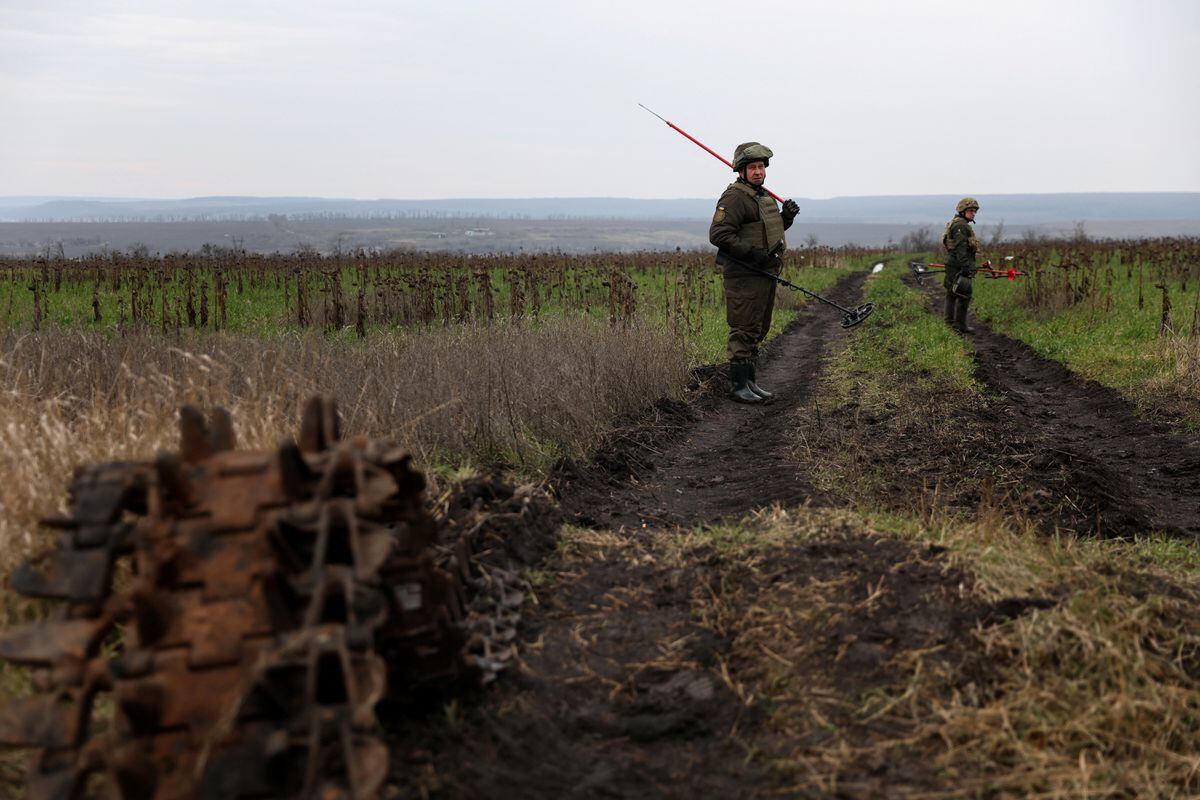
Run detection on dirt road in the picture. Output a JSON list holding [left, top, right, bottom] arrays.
[[560, 272, 870, 531], [392, 269, 1200, 798], [392, 273, 1010, 798]]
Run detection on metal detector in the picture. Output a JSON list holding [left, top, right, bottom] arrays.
[[639, 103, 876, 328], [733, 246, 875, 329], [908, 260, 941, 285]]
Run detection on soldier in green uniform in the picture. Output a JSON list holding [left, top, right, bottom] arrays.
[[942, 197, 980, 334], [708, 142, 799, 403]]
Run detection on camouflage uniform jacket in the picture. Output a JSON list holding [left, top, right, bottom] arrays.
[[941, 215, 978, 279], [709, 179, 792, 277]]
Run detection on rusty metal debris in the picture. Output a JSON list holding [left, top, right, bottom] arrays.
[[0, 396, 478, 798]]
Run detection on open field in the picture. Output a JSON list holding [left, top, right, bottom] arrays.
[[2, 241, 1199, 797]]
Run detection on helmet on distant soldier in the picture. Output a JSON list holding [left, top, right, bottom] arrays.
[[956, 197, 980, 215], [732, 142, 774, 171]]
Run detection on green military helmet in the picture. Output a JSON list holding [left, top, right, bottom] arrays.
[[732, 142, 774, 171], [956, 197, 980, 214]]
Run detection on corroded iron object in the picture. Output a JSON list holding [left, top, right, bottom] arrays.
[[0, 397, 470, 798]]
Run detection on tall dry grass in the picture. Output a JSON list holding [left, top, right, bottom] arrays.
[[0, 320, 687, 620], [1153, 333, 1200, 408]]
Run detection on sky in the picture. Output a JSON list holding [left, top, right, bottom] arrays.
[[1, 0, 1198, 200]]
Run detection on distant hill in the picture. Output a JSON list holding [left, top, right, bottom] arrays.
[[3, 193, 1199, 225]]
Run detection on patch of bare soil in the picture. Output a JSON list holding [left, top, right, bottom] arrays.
[[391, 506, 1028, 799]]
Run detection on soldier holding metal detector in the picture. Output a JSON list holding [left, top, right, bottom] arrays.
[[708, 142, 799, 403], [942, 197, 981, 334], [639, 104, 874, 404]]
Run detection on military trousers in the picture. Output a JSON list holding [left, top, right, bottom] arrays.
[[724, 271, 778, 361]]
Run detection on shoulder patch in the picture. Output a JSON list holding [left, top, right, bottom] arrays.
[[713, 206, 726, 224]]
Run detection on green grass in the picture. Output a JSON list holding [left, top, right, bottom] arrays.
[[821, 258, 980, 411], [966, 250, 1200, 422]]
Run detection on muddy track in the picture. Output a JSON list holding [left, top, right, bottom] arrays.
[[381, 270, 1198, 795], [911, 273, 1200, 537], [388, 271, 1027, 798], [562, 271, 870, 531]]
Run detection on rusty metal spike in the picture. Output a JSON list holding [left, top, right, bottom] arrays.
[[10, 548, 114, 602], [0, 618, 107, 666], [154, 452, 193, 507], [179, 404, 212, 463], [0, 693, 78, 749], [277, 439, 313, 500], [210, 406, 236, 453], [298, 396, 340, 453]]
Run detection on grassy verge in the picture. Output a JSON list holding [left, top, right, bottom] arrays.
[[820, 261, 979, 411], [794, 263, 987, 506]]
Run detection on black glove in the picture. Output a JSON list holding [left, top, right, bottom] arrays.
[[781, 199, 799, 222], [748, 248, 773, 268]]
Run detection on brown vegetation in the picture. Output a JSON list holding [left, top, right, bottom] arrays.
[[0, 321, 686, 617]]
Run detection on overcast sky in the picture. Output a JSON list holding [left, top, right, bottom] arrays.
[[2, 0, 1197, 200]]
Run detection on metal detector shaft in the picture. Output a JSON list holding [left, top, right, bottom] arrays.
[[727, 247, 857, 315]]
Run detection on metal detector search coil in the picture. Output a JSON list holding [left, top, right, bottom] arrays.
[[841, 302, 875, 328]]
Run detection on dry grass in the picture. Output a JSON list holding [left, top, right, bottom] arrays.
[[0, 320, 686, 622], [892, 509, 1200, 798], [1151, 333, 1200, 414], [678, 505, 1200, 797]]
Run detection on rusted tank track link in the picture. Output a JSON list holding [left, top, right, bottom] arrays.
[[0, 397, 473, 798]]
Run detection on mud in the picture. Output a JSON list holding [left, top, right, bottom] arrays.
[[557, 273, 871, 531], [913, 275, 1200, 538]]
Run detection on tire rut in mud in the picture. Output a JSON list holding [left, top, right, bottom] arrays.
[[912, 273, 1200, 538], [561, 271, 870, 531]]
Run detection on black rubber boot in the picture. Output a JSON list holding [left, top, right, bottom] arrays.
[[944, 290, 955, 325], [953, 297, 974, 334], [747, 362, 773, 400], [729, 361, 763, 404]]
